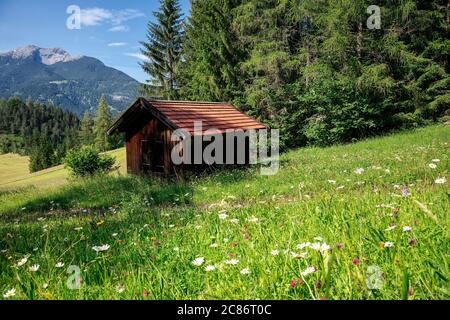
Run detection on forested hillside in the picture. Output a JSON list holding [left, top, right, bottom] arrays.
[[157, 0, 449, 149], [0, 97, 80, 158]]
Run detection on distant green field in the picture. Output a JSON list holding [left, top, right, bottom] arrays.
[[0, 148, 127, 191], [0, 126, 448, 300]]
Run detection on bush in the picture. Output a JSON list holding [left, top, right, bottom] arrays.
[[64, 146, 116, 177]]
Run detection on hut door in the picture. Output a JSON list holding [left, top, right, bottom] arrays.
[[141, 139, 165, 173]]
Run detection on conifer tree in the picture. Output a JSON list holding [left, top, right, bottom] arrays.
[[140, 0, 184, 100], [79, 111, 94, 146], [93, 96, 113, 152]]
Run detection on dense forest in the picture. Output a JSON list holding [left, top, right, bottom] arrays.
[[142, 0, 449, 149], [0, 96, 122, 172]]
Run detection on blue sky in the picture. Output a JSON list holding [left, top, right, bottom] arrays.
[[0, 0, 191, 82]]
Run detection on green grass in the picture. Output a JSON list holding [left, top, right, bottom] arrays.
[[0, 126, 448, 300], [0, 148, 126, 191]]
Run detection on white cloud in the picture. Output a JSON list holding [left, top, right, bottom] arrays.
[[108, 42, 128, 47], [125, 53, 149, 62], [79, 7, 144, 29], [108, 25, 130, 32]]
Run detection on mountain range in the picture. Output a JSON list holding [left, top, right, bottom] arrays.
[[0, 45, 140, 115]]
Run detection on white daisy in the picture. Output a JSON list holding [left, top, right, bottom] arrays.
[[192, 257, 205, 266], [240, 268, 251, 275], [385, 225, 397, 232], [218, 214, 228, 220], [296, 242, 311, 250], [16, 256, 28, 267], [384, 242, 395, 248], [428, 163, 437, 169], [435, 177, 447, 184], [55, 262, 65, 268], [3, 288, 16, 298], [29, 264, 40, 272], [205, 265, 216, 272], [402, 226, 412, 232], [225, 259, 239, 265], [270, 249, 280, 256], [92, 244, 110, 253], [301, 266, 316, 277]]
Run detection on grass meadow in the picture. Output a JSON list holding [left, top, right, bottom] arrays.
[[0, 125, 448, 300]]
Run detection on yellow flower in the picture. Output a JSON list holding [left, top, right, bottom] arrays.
[[150, 236, 157, 241], [96, 220, 105, 226]]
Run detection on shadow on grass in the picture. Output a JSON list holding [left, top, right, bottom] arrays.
[[0, 175, 193, 224]]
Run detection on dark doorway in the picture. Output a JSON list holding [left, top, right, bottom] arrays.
[[141, 139, 165, 173]]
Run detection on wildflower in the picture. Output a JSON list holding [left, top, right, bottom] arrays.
[[240, 268, 251, 275], [230, 218, 239, 224], [29, 264, 40, 272], [205, 265, 216, 272], [247, 217, 259, 223], [385, 225, 396, 232], [352, 258, 360, 266], [315, 280, 322, 289], [402, 188, 409, 197], [42, 283, 49, 289], [3, 288, 16, 298], [192, 257, 205, 266], [301, 266, 316, 277], [223, 238, 230, 243], [402, 226, 412, 232], [327, 180, 336, 184], [225, 259, 239, 265], [336, 185, 345, 190], [116, 284, 125, 294], [431, 159, 440, 163], [92, 244, 110, 253], [384, 242, 395, 248], [320, 243, 331, 253], [336, 243, 345, 249], [112, 233, 118, 237], [291, 252, 308, 259], [55, 262, 64, 268], [428, 163, 437, 169], [435, 177, 447, 184], [271, 250, 280, 256], [209, 243, 219, 248], [218, 213, 228, 220], [96, 220, 104, 226], [17, 256, 28, 267], [310, 242, 321, 251], [355, 168, 365, 175], [296, 242, 311, 250]]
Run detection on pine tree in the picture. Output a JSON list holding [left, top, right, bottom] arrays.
[[29, 133, 55, 173], [180, 0, 242, 102], [79, 111, 94, 145], [93, 96, 113, 152], [141, 0, 184, 100]]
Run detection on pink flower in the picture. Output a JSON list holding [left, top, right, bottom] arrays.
[[353, 258, 360, 266]]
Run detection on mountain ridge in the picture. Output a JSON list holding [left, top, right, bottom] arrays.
[[0, 45, 140, 115]]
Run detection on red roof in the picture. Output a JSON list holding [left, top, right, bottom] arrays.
[[108, 98, 266, 136]]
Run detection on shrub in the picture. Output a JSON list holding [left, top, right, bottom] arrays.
[[64, 146, 116, 177]]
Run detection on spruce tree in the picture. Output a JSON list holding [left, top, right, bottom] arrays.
[[79, 111, 94, 146], [140, 0, 184, 100], [93, 96, 113, 152]]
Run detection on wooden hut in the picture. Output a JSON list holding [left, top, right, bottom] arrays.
[[107, 98, 266, 176]]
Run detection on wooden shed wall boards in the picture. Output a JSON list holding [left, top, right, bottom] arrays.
[[107, 98, 267, 176]]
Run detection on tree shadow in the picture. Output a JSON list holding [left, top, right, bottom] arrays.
[[0, 175, 193, 224]]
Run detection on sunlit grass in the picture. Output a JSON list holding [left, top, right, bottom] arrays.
[[0, 126, 448, 300]]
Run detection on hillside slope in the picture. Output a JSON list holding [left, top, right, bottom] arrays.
[[0, 148, 126, 191], [0, 126, 448, 300]]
